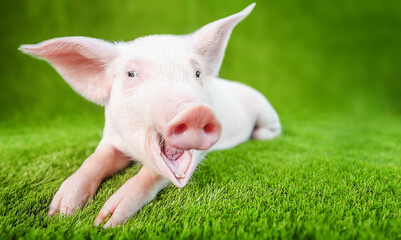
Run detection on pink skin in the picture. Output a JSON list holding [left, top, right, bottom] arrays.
[[19, 37, 116, 105], [48, 141, 130, 216], [165, 104, 221, 150], [19, 3, 282, 228], [94, 165, 169, 228]]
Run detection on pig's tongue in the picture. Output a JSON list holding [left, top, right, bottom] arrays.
[[162, 144, 184, 161], [161, 143, 189, 178]]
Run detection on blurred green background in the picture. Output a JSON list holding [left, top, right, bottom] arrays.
[[1, 0, 400, 124]]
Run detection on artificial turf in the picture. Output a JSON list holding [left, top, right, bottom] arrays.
[[1, 0, 401, 239], [1, 113, 401, 239]]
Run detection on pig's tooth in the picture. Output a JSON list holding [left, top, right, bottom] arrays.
[[173, 173, 186, 179], [161, 149, 192, 180]]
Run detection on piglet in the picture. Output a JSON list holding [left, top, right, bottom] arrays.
[[19, 3, 281, 228]]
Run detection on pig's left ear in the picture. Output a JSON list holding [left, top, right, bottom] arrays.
[[189, 3, 255, 77], [19, 37, 117, 106]]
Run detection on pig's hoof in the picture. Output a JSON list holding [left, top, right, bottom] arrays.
[[94, 191, 135, 228], [48, 192, 86, 217], [48, 173, 98, 217], [252, 125, 281, 140], [94, 176, 149, 228]]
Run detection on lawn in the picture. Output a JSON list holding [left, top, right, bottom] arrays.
[[1, 0, 401, 239], [1, 114, 401, 239]]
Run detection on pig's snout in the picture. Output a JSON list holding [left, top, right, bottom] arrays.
[[165, 104, 221, 150]]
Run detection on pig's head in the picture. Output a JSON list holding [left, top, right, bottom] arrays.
[[19, 4, 255, 187]]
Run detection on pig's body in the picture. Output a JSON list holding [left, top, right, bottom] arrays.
[[19, 3, 281, 228], [210, 78, 280, 151]]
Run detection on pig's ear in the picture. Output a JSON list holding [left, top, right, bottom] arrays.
[[19, 37, 117, 106], [189, 3, 255, 77]]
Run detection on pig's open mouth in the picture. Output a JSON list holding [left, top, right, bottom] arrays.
[[159, 135, 193, 180]]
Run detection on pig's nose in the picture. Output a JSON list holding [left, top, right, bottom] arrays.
[[166, 104, 221, 150]]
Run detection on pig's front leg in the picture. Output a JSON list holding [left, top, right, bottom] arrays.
[[94, 165, 169, 228], [48, 140, 130, 216]]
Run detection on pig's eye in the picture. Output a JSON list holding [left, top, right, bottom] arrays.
[[127, 70, 138, 78], [195, 71, 201, 78]]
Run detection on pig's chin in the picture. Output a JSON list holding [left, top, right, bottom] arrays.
[[152, 134, 196, 188]]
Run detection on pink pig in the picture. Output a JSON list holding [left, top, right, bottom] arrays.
[[19, 3, 280, 228]]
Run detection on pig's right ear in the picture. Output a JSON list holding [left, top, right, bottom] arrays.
[[189, 3, 255, 77], [19, 37, 117, 106]]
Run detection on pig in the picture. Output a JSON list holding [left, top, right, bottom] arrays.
[[19, 3, 281, 228]]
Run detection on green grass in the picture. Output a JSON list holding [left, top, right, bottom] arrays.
[[1, 114, 401, 239], [1, 0, 401, 239]]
